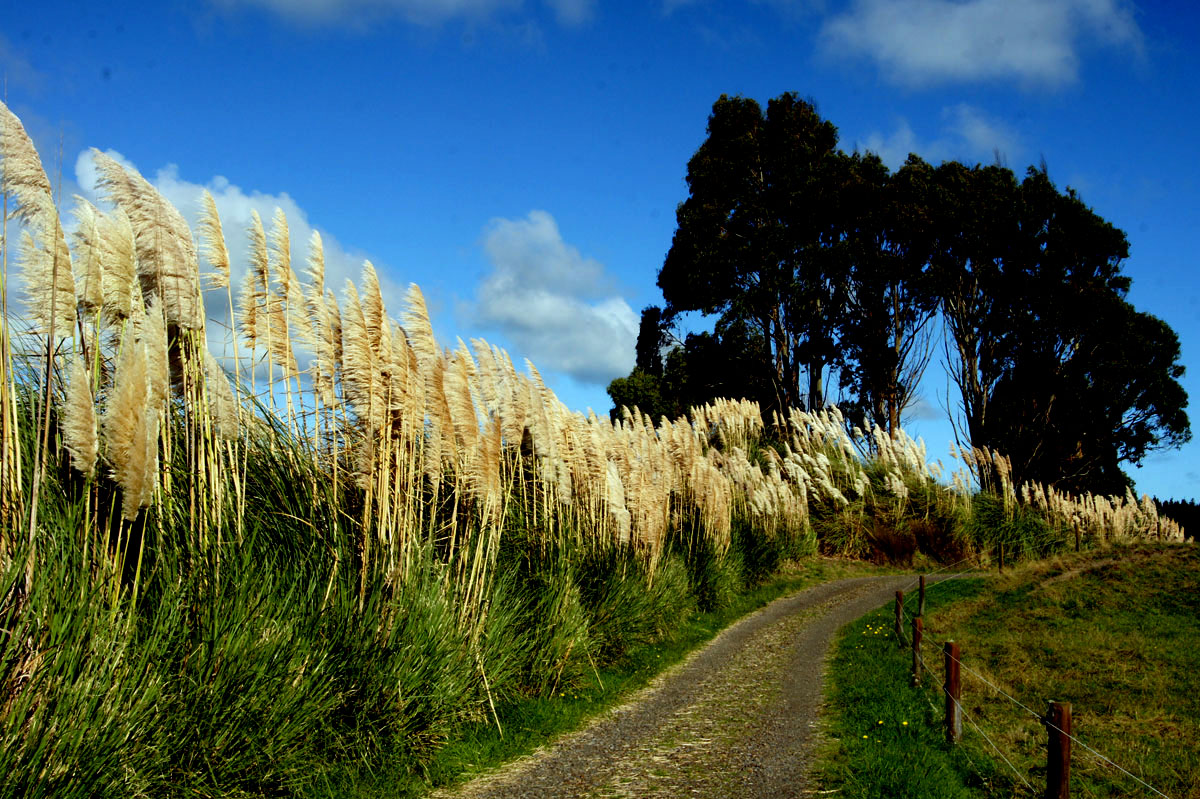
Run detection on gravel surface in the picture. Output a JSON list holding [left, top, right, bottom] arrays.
[[435, 575, 914, 799]]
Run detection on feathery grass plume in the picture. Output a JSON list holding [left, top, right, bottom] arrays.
[[340, 280, 381, 434], [203, 348, 239, 441], [62, 353, 99, 476], [269, 207, 292, 297], [402, 282, 453, 485], [267, 291, 299, 379], [0, 103, 74, 307], [17, 228, 77, 338], [447, 340, 481, 451], [0, 101, 57, 224], [140, 301, 170, 410], [495, 347, 527, 447], [70, 197, 105, 313], [98, 205, 136, 323], [304, 233, 339, 409], [429, 356, 456, 471], [360, 262, 386, 351], [401, 283, 440, 375], [89, 149, 204, 331], [385, 322, 415, 423], [468, 338, 503, 420], [269, 207, 312, 352], [236, 271, 262, 354], [326, 288, 343, 372], [305, 230, 325, 294], [197, 190, 230, 290], [103, 331, 155, 520]]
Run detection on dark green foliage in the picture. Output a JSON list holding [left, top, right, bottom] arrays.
[[606, 367, 680, 423], [963, 493, 1070, 567], [732, 518, 783, 586], [621, 91, 1190, 493], [657, 92, 844, 414], [1155, 497, 1198, 539], [932, 163, 1190, 494], [575, 550, 694, 664], [669, 521, 745, 613], [607, 316, 776, 423], [835, 153, 939, 435], [634, 305, 669, 378]]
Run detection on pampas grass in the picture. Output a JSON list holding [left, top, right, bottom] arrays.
[[17, 228, 77, 339], [62, 353, 98, 477], [103, 329, 155, 521], [71, 199, 106, 315], [89, 149, 205, 332], [197, 190, 231, 290]]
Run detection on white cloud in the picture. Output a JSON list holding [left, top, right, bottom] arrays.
[[860, 117, 921, 171], [943, 103, 1020, 163], [473, 210, 637, 385], [211, 0, 590, 27], [543, 0, 594, 25], [857, 104, 1020, 169], [821, 0, 1142, 87]]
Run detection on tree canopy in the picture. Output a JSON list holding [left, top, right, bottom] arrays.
[[608, 92, 1190, 495]]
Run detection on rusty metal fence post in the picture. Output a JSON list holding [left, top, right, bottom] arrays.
[[1045, 701, 1072, 799], [944, 641, 962, 744], [911, 616, 923, 686]]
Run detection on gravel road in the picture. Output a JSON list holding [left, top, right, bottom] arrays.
[[435, 575, 913, 799]]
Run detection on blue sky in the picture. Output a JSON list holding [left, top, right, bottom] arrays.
[[3, 0, 1198, 499]]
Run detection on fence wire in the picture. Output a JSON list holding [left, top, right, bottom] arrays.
[[892, 571, 1177, 799]]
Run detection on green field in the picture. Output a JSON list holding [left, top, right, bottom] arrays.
[[818, 542, 1200, 798]]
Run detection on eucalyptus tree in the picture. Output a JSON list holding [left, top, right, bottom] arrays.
[[931, 162, 1190, 493], [657, 92, 844, 414]]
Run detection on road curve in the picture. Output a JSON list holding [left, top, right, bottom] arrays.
[[435, 575, 914, 799]]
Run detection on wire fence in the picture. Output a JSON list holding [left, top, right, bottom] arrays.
[[892, 571, 1176, 799]]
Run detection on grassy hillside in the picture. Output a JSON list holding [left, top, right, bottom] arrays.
[[819, 542, 1200, 798]]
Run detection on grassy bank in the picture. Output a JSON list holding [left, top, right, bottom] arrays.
[[320, 557, 896, 797], [817, 543, 1200, 798]]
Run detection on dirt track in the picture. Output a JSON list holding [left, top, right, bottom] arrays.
[[435, 575, 913, 799]]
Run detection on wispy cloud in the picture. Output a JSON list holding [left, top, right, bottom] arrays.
[[472, 210, 636, 385], [855, 103, 1021, 169], [543, 0, 594, 26], [821, 0, 1142, 87], [944, 103, 1020, 163], [0, 33, 46, 94], [210, 0, 590, 27]]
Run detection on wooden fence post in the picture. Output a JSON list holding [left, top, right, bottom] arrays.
[[918, 574, 926, 618], [944, 641, 962, 744], [999, 541, 1005, 573], [1045, 701, 1072, 799], [911, 616, 923, 686], [895, 590, 905, 648], [1075, 526, 1081, 553]]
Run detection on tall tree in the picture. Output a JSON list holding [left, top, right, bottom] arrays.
[[836, 152, 938, 435], [932, 163, 1190, 493], [658, 93, 843, 413], [634, 305, 669, 378], [606, 314, 775, 423]]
